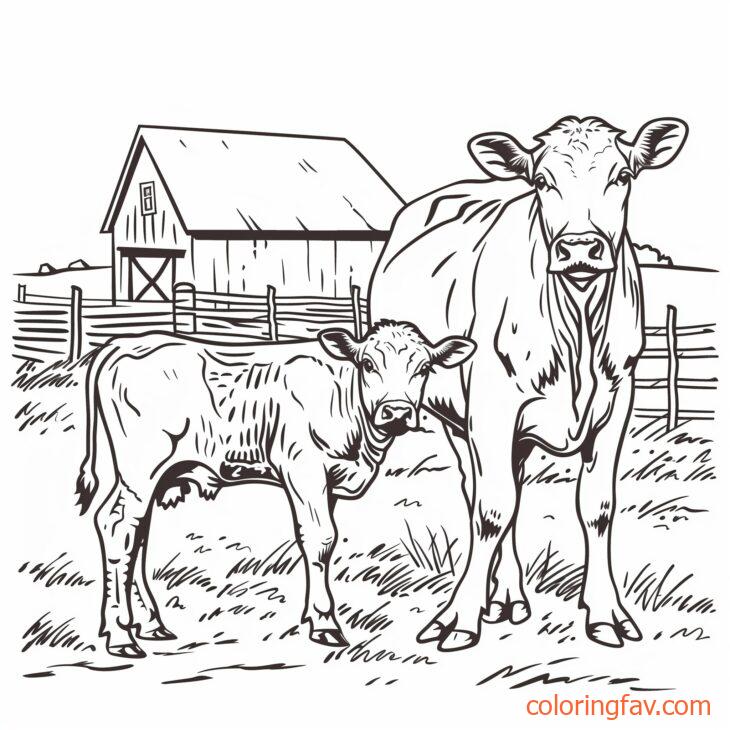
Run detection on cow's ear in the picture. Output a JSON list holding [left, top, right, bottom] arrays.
[[430, 337, 477, 369], [468, 133, 533, 181], [623, 118, 688, 175], [318, 328, 359, 362]]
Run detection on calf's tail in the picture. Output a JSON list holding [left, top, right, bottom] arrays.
[[75, 346, 113, 515]]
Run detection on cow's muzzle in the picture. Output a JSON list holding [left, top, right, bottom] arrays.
[[548, 233, 615, 285], [373, 401, 417, 436]]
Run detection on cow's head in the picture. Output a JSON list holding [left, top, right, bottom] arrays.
[[469, 117, 687, 289], [318, 320, 476, 436]]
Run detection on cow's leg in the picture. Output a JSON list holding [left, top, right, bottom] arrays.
[[131, 523, 176, 641], [578, 384, 641, 648], [484, 521, 530, 625], [283, 467, 346, 648], [420, 372, 521, 652], [440, 427, 530, 629], [95, 478, 153, 658]]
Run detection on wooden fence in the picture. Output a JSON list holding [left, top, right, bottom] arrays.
[[632, 306, 717, 429], [12, 283, 716, 433], [13, 281, 366, 360], [170, 282, 366, 343]]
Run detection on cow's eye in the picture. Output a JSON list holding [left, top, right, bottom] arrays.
[[361, 358, 375, 373], [419, 363, 433, 376], [616, 169, 632, 186], [534, 175, 548, 191]]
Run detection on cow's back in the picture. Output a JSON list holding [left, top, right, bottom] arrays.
[[369, 179, 532, 342]]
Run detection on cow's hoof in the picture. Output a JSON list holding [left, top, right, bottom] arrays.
[[311, 629, 349, 648], [483, 599, 530, 625], [137, 627, 177, 641], [437, 629, 479, 652], [483, 601, 509, 623], [616, 618, 642, 642], [416, 620, 446, 644], [108, 641, 147, 659], [587, 622, 624, 648], [510, 600, 531, 624]]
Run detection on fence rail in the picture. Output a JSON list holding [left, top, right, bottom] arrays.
[[13, 281, 367, 360], [11, 283, 716, 433]]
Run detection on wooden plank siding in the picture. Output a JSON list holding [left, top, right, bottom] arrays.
[[111, 145, 193, 300], [188, 237, 384, 298]]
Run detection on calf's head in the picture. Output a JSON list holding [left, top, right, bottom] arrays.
[[469, 116, 687, 288], [319, 320, 476, 436]]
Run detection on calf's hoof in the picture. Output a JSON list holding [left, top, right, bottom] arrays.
[[310, 628, 349, 648], [137, 626, 177, 641], [107, 640, 147, 659], [587, 622, 624, 648], [438, 629, 479, 652]]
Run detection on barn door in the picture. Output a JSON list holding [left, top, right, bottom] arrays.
[[118, 247, 185, 301]]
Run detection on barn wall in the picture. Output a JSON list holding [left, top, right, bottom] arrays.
[[189, 238, 384, 297], [111, 146, 193, 299]]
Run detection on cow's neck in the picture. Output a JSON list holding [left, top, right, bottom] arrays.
[[547, 264, 615, 417]]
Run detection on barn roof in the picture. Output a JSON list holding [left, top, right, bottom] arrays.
[[101, 125, 404, 238]]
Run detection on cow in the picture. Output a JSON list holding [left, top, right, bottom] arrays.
[[369, 117, 688, 651], [76, 322, 475, 658]]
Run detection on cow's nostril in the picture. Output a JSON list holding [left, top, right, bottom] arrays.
[[555, 242, 571, 262], [381, 406, 393, 420], [589, 241, 603, 260]]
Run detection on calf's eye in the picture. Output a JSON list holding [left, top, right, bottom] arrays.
[[534, 175, 547, 191], [361, 358, 375, 373], [419, 363, 433, 376]]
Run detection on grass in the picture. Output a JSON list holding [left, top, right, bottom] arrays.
[[18, 554, 94, 589], [623, 564, 715, 615], [22, 614, 95, 654], [12, 355, 718, 691], [524, 543, 715, 617], [524, 543, 583, 603]]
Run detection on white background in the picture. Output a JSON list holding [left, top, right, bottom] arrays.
[[1, 1, 728, 728]]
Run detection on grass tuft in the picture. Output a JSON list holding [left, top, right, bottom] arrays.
[[22, 613, 95, 653]]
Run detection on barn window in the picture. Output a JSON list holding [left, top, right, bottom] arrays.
[[139, 182, 156, 216]]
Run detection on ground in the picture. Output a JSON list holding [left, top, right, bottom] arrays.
[[12, 357, 718, 697]]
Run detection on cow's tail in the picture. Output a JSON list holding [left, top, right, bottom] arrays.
[[75, 345, 114, 515]]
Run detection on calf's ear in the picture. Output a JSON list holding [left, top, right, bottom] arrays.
[[468, 132, 533, 181], [318, 328, 359, 362], [622, 118, 688, 174], [430, 337, 477, 369]]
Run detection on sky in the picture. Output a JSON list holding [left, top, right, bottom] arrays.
[[2, 0, 728, 274]]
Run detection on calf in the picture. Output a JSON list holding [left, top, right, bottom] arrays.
[[76, 322, 475, 658]]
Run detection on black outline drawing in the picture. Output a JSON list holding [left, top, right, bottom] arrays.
[[76, 322, 474, 658], [370, 116, 703, 651], [11, 118, 717, 688]]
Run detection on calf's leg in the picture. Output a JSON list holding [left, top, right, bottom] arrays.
[[131, 525, 176, 641], [283, 466, 346, 647], [95, 478, 152, 658]]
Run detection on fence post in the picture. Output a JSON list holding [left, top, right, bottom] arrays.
[[17, 283, 26, 303], [173, 281, 196, 334], [351, 284, 362, 339], [666, 304, 679, 433], [69, 285, 83, 361], [267, 285, 278, 341]]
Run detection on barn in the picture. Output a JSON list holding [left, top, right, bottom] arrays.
[[101, 125, 403, 303]]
